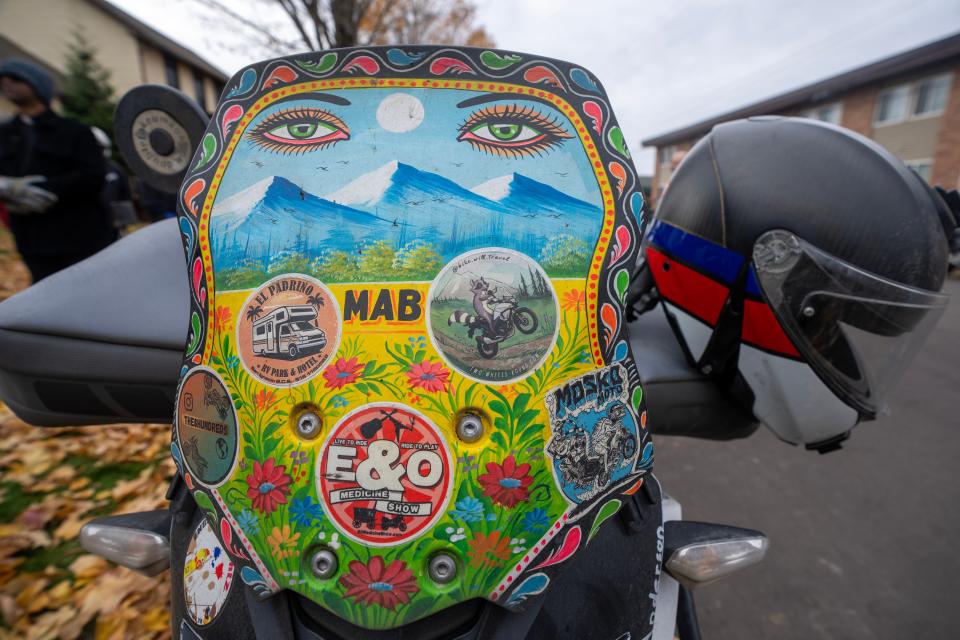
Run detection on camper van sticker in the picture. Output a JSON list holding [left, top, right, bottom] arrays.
[[317, 404, 453, 546], [183, 519, 235, 626], [176, 367, 238, 487], [236, 273, 340, 386], [427, 248, 559, 384], [544, 364, 639, 504]]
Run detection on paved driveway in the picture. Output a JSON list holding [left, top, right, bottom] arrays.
[[652, 277, 960, 639]]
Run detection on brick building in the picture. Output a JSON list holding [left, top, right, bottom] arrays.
[[643, 32, 960, 204], [0, 0, 228, 118]]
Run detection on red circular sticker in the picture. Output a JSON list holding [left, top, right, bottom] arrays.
[[317, 404, 453, 547]]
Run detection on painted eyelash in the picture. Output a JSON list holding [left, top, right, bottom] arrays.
[[246, 107, 349, 154], [458, 104, 572, 158]]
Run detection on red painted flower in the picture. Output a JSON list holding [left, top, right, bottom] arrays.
[[214, 305, 232, 332], [245, 458, 292, 514], [323, 357, 364, 389], [478, 455, 533, 508], [339, 556, 419, 610], [254, 388, 277, 410], [406, 360, 450, 393]]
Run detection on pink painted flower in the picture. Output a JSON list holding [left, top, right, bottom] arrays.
[[406, 360, 450, 393], [245, 458, 292, 514], [323, 357, 364, 389], [340, 556, 419, 610]]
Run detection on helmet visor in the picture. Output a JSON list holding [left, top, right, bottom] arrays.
[[753, 230, 948, 416]]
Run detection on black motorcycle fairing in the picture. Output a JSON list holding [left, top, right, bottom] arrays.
[[0, 219, 187, 425]]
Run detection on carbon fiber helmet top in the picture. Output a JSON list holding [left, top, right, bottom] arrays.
[[648, 116, 949, 447], [171, 46, 653, 631]]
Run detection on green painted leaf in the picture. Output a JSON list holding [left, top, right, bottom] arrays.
[[244, 445, 257, 460], [589, 498, 622, 541], [193, 490, 215, 513], [490, 430, 509, 450], [631, 386, 643, 412], [608, 126, 631, 158], [186, 312, 201, 354], [262, 421, 283, 439], [295, 52, 338, 74], [194, 133, 217, 170], [615, 269, 630, 303], [480, 50, 522, 70]]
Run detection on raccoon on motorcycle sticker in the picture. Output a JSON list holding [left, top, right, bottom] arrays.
[[545, 364, 640, 504], [236, 273, 340, 387], [427, 248, 559, 384], [317, 404, 453, 546], [176, 367, 238, 487]]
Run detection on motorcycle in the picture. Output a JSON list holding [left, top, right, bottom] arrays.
[[0, 45, 953, 640], [448, 277, 539, 358]]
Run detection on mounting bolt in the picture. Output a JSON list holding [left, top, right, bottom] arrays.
[[297, 411, 322, 440], [456, 413, 484, 443], [428, 553, 457, 584], [802, 306, 816, 317], [310, 549, 337, 579]]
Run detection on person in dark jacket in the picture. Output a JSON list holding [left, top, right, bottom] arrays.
[[0, 58, 114, 282]]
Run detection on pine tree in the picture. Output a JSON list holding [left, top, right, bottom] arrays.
[[60, 30, 116, 141]]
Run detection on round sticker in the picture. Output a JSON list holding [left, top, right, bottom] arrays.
[[183, 519, 234, 626], [176, 367, 238, 487], [236, 273, 340, 387], [427, 248, 559, 384], [317, 404, 453, 547]]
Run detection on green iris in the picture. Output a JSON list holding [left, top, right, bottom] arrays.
[[285, 123, 318, 138], [488, 123, 521, 141]]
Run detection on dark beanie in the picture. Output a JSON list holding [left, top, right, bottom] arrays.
[[0, 58, 55, 105]]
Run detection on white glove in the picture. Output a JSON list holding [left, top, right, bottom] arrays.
[[0, 175, 58, 214]]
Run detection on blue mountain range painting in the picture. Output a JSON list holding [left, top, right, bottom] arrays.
[[210, 161, 602, 273]]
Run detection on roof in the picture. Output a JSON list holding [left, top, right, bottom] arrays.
[[90, 0, 230, 83], [642, 31, 960, 148]]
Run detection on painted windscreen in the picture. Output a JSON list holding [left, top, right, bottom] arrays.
[[173, 47, 654, 633]]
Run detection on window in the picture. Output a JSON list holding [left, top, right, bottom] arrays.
[[280, 325, 291, 336], [913, 74, 951, 116], [904, 159, 933, 183], [801, 102, 843, 125], [193, 70, 207, 112], [876, 85, 910, 124], [875, 73, 953, 125], [163, 53, 179, 88], [658, 145, 675, 166]]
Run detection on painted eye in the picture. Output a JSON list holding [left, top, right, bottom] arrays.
[[247, 107, 349, 154], [458, 105, 572, 157]]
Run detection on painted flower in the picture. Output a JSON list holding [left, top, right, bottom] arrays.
[[444, 526, 467, 543], [521, 508, 551, 533], [331, 394, 349, 408], [323, 357, 364, 389], [478, 455, 533, 508], [406, 360, 450, 393], [561, 288, 585, 312], [245, 458, 292, 514], [467, 530, 512, 569], [254, 388, 277, 410], [214, 305, 233, 332], [227, 355, 241, 369], [340, 556, 419, 610], [267, 524, 301, 559], [449, 496, 485, 523], [495, 384, 519, 400], [236, 508, 260, 535], [290, 496, 324, 528]]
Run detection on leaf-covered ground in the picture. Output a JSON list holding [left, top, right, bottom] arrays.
[[0, 228, 174, 639]]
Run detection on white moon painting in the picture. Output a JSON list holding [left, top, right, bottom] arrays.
[[376, 93, 425, 133]]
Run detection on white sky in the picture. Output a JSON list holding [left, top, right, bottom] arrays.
[[111, 0, 960, 174]]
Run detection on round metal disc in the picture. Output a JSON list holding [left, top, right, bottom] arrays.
[[114, 84, 209, 193]]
